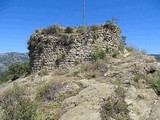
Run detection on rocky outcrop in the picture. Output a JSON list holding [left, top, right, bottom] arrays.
[[125, 86, 159, 120], [60, 79, 116, 120]]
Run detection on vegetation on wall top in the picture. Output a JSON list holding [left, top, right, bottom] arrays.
[[27, 19, 122, 51]]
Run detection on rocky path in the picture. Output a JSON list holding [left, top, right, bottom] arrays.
[[60, 79, 116, 120]]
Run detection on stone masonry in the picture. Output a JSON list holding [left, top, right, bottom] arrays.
[[28, 25, 121, 72]]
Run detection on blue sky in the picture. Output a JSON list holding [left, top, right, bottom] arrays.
[[0, 0, 160, 54]]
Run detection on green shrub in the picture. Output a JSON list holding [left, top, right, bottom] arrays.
[[133, 73, 144, 82], [0, 83, 37, 120], [90, 25, 99, 31], [91, 48, 106, 61], [58, 34, 75, 47], [0, 62, 30, 84], [101, 98, 129, 120], [80, 60, 108, 79], [65, 27, 74, 33], [101, 82, 129, 120], [103, 17, 121, 33], [116, 85, 126, 99], [58, 34, 69, 45], [103, 24, 120, 33], [51, 101, 61, 109], [0, 72, 10, 84], [148, 78, 160, 95], [43, 25, 63, 35], [36, 81, 61, 101], [8, 62, 30, 80], [72, 71, 79, 77], [80, 60, 107, 72], [27, 40, 39, 50], [36, 83, 51, 100]]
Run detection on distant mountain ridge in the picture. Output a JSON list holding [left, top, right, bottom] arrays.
[[150, 54, 160, 62], [0, 52, 29, 73]]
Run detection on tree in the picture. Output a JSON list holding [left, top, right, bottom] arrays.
[[0, 62, 30, 84]]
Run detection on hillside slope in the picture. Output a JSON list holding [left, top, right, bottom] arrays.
[[0, 50, 160, 120], [0, 52, 29, 73]]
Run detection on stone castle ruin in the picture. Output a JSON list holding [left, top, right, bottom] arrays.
[[28, 23, 122, 72]]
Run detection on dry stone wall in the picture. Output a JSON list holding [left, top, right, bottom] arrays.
[[28, 26, 121, 72]]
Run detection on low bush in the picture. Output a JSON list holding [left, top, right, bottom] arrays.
[[0, 62, 30, 84], [90, 25, 99, 31], [36, 83, 51, 100], [148, 78, 160, 95], [36, 81, 61, 101], [0, 83, 37, 120], [65, 27, 74, 33], [80, 60, 107, 73], [0, 72, 10, 84], [27, 40, 39, 50], [43, 25, 63, 35], [101, 82, 129, 120], [80, 60, 109, 79], [91, 48, 106, 61], [133, 73, 144, 82], [72, 71, 79, 77], [8, 62, 30, 80], [101, 97, 129, 120], [58, 34, 75, 47], [103, 18, 121, 33]]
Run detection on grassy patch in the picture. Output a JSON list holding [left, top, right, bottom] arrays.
[[36, 81, 61, 101], [133, 73, 144, 82], [0, 83, 37, 120], [101, 97, 129, 120], [80, 60, 108, 79], [42, 25, 63, 35], [148, 78, 160, 95], [91, 48, 106, 61], [53, 68, 69, 76], [101, 80, 129, 119], [57, 34, 75, 47]]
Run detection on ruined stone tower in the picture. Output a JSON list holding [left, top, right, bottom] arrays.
[[28, 23, 121, 73]]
